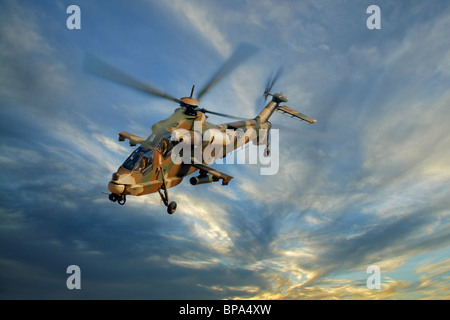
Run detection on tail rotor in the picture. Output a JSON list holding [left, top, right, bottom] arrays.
[[263, 67, 284, 100]]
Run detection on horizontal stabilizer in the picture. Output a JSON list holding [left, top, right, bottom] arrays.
[[118, 132, 145, 147], [277, 106, 317, 124]]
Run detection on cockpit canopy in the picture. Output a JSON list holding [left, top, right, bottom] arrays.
[[122, 146, 154, 172], [121, 133, 175, 173]]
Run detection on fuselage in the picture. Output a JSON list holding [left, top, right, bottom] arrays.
[[108, 107, 272, 197]]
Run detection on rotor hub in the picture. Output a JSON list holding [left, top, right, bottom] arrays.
[[180, 97, 200, 107], [272, 92, 288, 103]]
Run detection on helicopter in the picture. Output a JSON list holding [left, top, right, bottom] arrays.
[[84, 44, 317, 214]]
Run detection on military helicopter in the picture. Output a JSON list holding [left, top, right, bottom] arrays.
[[85, 44, 316, 214]]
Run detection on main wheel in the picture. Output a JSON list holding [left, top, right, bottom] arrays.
[[167, 201, 177, 214]]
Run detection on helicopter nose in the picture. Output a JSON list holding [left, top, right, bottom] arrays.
[[108, 181, 125, 194]]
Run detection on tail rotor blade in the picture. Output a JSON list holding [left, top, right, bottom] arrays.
[[268, 67, 284, 92], [264, 66, 284, 99]]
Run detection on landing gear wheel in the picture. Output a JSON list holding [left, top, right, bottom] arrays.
[[167, 201, 177, 214], [109, 193, 126, 205], [117, 195, 126, 205], [157, 167, 177, 214], [108, 193, 119, 202]]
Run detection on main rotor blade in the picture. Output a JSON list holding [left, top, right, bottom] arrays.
[[200, 108, 247, 120], [83, 53, 181, 104], [197, 43, 259, 100]]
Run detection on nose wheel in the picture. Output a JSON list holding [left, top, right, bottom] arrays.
[[108, 193, 126, 205]]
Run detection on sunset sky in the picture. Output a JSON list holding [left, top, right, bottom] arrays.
[[1, 0, 449, 299]]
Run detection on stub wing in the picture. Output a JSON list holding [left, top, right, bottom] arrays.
[[118, 132, 146, 146], [191, 163, 234, 185], [277, 106, 317, 124]]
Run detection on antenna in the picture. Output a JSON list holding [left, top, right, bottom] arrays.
[[190, 85, 195, 98]]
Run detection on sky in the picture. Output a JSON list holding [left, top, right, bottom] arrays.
[[0, 0, 449, 299]]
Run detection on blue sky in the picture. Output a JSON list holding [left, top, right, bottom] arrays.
[[1, 0, 449, 299]]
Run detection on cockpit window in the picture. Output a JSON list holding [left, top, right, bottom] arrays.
[[121, 147, 152, 171], [135, 146, 151, 155], [138, 150, 154, 173], [122, 152, 140, 171], [148, 133, 158, 143], [156, 134, 174, 159]]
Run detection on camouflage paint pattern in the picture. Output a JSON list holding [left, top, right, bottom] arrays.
[[108, 94, 316, 198]]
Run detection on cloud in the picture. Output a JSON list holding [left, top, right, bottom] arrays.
[[163, 0, 231, 56], [168, 255, 221, 270], [1, 0, 450, 300], [93, 134, 128, 155], [0, 1, 68, 106]]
